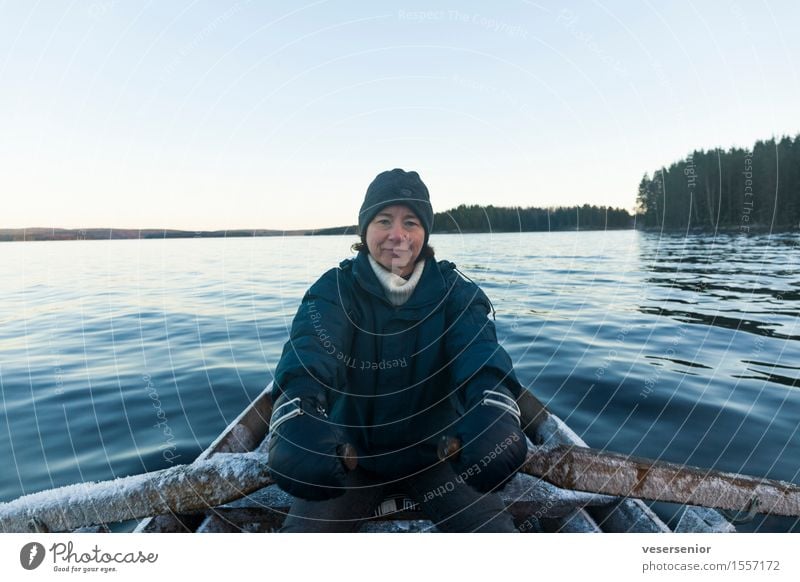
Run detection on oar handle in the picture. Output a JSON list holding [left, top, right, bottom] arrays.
[[437, 436, 462, 462], [338, 443, 358, 471]]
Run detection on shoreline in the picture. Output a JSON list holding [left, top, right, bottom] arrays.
[[1, 224, 795, 243], [1, 226, 632, 242]]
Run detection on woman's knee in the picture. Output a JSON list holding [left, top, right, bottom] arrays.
[[278, 469, 386, 532], [407, 463, 517, 532]]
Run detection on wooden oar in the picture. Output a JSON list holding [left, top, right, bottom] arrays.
[[523, 443, 799, 518], [0, 452, 273, 533], [0, 444, 358, 533], [438, 436, 800, 518]]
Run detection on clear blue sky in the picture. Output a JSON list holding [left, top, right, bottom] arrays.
[[2, 1, 798, 230]]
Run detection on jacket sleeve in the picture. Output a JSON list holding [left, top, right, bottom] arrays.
[[444, 277, 523, 406], [273, 268, 354, 405]]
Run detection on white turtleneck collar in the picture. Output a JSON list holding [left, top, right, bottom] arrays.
[[367, 254, 426, 306]]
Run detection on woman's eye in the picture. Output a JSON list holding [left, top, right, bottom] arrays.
[[405, 221, 419, 228]]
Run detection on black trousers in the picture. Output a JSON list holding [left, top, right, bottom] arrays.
[[280, 461, 517, 533]]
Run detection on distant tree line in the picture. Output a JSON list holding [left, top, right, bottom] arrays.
[[636, 135, 800, 231], [310, 204, 634, 236], [0, 228, 299, 242], [432, 204, 633, 232]]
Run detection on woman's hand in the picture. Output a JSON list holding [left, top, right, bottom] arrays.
[[452, 389, 528, 493], [267, 394, 350, 501]]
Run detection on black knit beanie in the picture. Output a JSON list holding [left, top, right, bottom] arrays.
[[358, 169, 434, 244]]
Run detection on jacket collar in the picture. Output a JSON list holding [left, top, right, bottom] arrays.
[[352, 251, 448, 310]]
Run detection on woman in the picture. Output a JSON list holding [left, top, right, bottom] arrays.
[[269, 169, 528, 532]]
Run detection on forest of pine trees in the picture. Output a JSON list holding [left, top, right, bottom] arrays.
[[432, 203, 632, 232], [636, 135, 800, 231], [312, 203, 633, 235]]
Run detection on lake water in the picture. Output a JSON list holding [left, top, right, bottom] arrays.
[[1, 230, 798, 532]]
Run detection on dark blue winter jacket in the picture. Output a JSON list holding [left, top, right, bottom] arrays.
[[273, 250, 524, 478]]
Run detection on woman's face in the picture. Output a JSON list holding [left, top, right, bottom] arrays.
[[366, 204, 425, 277]]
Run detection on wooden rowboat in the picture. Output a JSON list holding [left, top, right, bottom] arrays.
[[132, 383, 737, 533]]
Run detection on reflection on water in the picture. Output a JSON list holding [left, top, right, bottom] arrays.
[[636, 232, 800, 397], [638, 305, 799, 340], [0, 231, 798, 532], [639, 233, 800, 342]]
